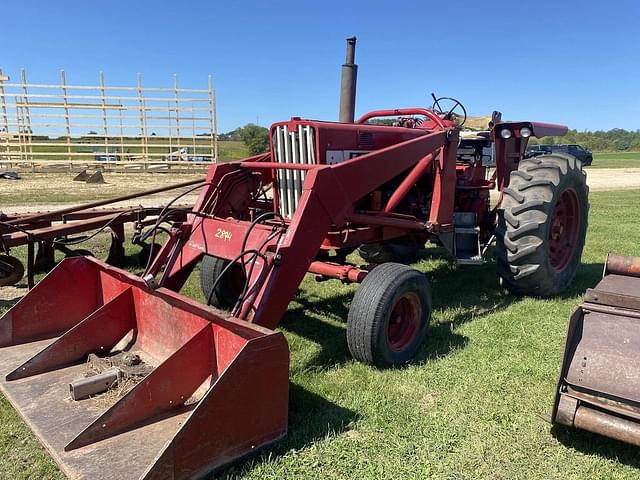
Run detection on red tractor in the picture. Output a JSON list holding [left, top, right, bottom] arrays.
[[0, 40, 589, 479], [156, 103, 587, 368]]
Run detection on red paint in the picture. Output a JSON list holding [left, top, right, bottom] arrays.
[[387, 292, 421, 352], [548, 188, 582, 271], [0, 105, 570, 476]]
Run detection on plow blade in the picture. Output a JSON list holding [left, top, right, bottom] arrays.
[[551, 254, 640, 446], [0, 257, 289, 479]]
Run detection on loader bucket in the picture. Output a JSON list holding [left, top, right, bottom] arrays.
[[551, 254, 640, 446], [0, 257, 289, 479]]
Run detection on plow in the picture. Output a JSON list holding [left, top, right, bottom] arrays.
[[2, 37, 636, 478], [0, 179, 199, 287]]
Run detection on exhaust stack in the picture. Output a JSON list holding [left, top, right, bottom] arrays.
[[339, 36, 358, 123]]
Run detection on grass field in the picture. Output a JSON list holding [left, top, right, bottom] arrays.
[[2, 138, 250, 163], [217, 140, 250, 161], [1, 189, 640, 479], [589, 151, 640, 169]]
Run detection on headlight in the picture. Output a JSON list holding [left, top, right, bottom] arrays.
[[500, 128, 512, 139], [520, 127, 532, 138]]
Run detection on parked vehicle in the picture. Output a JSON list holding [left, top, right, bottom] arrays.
[[527, 143, 593, 166]]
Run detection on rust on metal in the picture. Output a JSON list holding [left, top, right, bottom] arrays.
[[0, 257, 289, 479], [550, 254, 640, 447], [605, 253, 640, 278]]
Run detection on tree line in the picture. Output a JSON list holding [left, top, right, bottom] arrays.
[[530, 128, 640, 152], [224, 124, 640, 155]]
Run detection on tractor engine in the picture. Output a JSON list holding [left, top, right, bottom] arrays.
[[270, 118, 427, 219]]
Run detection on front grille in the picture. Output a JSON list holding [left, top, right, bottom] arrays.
[[358, 131, 374, 148], [272, 125, 316, 219]]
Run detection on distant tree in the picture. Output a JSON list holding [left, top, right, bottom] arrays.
[[614, 138, 630, 150], [88, 130, 98, 135], [532, 128, 640, 152], [237, 123, 269, 155]]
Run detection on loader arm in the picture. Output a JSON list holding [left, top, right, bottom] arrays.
[[149, 128, 456, 329]]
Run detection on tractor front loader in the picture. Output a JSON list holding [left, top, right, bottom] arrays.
[[0, 40, 590, 479]]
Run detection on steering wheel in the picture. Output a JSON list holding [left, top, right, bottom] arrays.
[[431, 96, 467, 127]]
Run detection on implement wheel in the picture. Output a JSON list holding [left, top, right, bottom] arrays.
[[347, 263, 432, 367], [0, 255, 25, 287], [496, 153, 589, 296], [200, 255, 246, 309]]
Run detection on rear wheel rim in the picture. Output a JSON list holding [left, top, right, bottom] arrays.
[[387, 292, 422, 352], [548, 188, 581, 271]]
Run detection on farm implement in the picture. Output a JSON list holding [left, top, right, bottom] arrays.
[[550, 254, 640, 446], [0, 39, 591, 478], [0, 179, 199, 287]]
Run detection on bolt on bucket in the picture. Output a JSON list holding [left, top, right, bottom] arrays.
[[0, 256, 289, 479], [550, 254, 640, 446]]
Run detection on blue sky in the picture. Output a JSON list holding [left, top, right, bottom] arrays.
[[3, 0, 639, 132]]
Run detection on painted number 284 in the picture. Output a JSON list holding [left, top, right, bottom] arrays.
[[215, 228, 232, 241]]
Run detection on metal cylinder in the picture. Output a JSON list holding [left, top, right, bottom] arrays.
[[69, 368, 121, 401], [339, 37, 358, 123], [574, 405, 640, 447], [605, 253, 640, 278]]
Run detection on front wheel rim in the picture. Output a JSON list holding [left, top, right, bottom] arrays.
[[387, 292, 422, 352]]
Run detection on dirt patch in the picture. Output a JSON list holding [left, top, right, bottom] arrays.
[[0, 285, 27, 307], [586, 168, 640, 191], [0, 172, 202, 214], [1, 168, 637, 216]]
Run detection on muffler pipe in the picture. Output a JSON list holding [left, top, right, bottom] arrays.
[[339, 36, 358, 123]]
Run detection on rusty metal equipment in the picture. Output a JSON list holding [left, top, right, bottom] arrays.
[[73, 169, 105, 183], [0, 179, 200, 287], [550, 253, 640, 446], [0, 39, 591, 478], [0, 258, 288, 478]]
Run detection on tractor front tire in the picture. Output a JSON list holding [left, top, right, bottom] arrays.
[[200, 255, 246, 309], [347, 263, 432, 367], [496, 153, 588, 296]]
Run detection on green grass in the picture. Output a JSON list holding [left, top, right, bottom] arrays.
[[2, 139, 249, 162], [218, 140, 250, 160], [1, 190, 640, 479], [589, 151, 640, 169]]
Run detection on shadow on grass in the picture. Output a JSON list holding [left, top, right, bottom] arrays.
[[562, 261, 604, 298], [280, 248, 608, 372], [0, 284, 28, 310], [281, 297, 352, 370], [217, 382, 358, 479], [280, 253, 496, 370], [550, 423, 640, 469]]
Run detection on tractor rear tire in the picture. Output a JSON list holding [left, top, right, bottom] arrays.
[[496, 153, 588, 296], [347, 263, 432, 367], [200, 255, 246, 309]]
